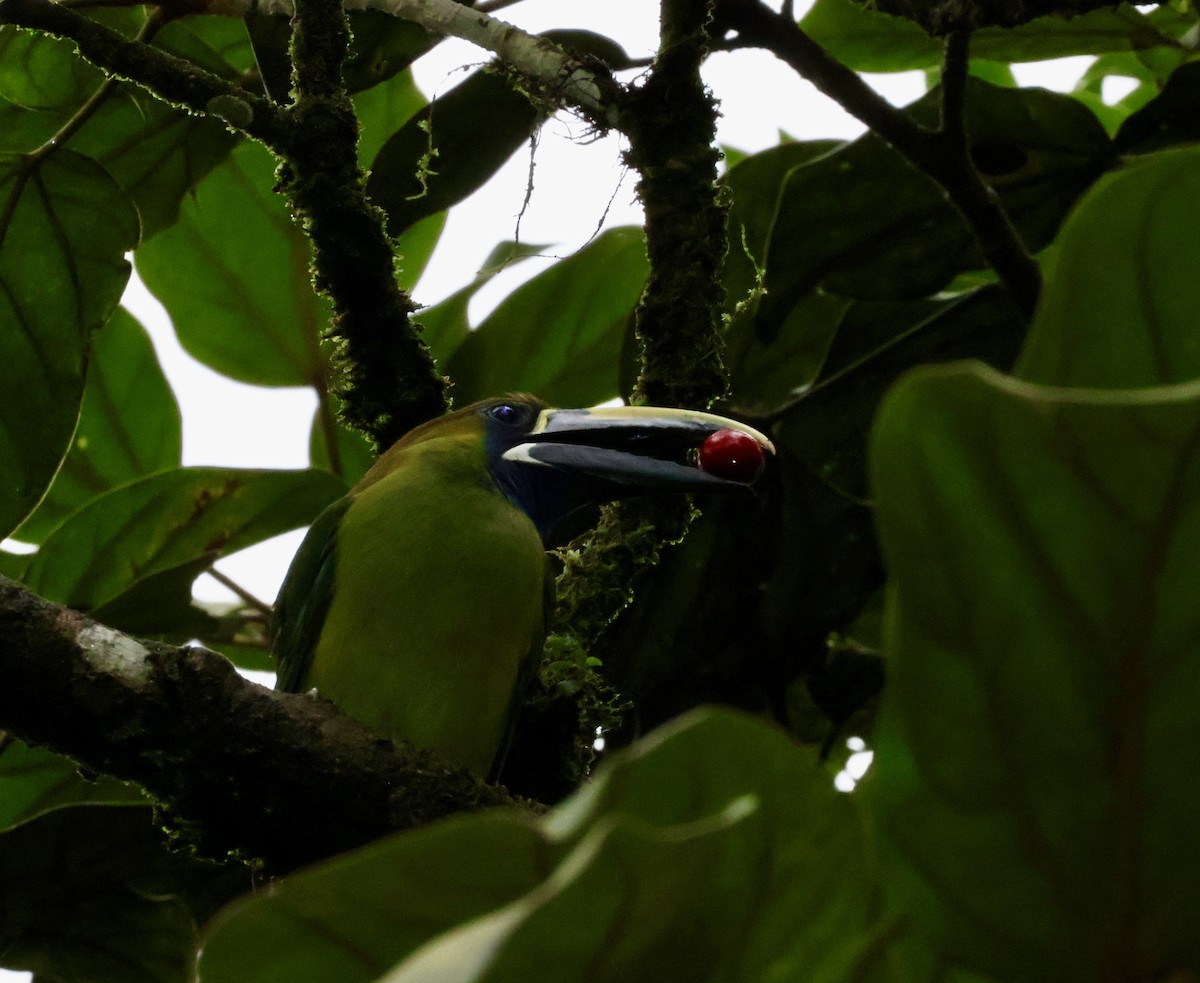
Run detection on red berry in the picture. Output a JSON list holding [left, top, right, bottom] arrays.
[[698, 429, 765, 482]]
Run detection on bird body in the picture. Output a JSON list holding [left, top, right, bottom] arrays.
[[274, 395, 772, 779]]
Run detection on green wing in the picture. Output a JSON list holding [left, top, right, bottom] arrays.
[[272, 496, 352, 693], [488, 555, 554, 782]]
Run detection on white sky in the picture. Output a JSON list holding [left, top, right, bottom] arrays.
[[0, 6, 1111, 982]]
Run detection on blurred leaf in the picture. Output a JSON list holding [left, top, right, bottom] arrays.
[[367, 31, 628, 236], [0, 149, 139, 538], [392, 711, 882, 983], [1115, 61, 1200, 154], [800, 0, 1188, 72], [1018, 145, 1200, 387], [202, 710, 889, 983], [758, 79, 1113, 323], [869, 362, 1200, 982], [0, 804, 240, 983], [0, 740, 144, 831], [446, 228, 647, 406], [22, 468, 347, 611], [17, 307, 181, 543], [201, 812, 552, 983], [136, 140, 330, 386], [0, 25, 102, 109]]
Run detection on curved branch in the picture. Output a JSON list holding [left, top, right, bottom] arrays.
[[715, 0, 1042, 320], [0, 577, 524, 874], [0, 0, 293, 150]]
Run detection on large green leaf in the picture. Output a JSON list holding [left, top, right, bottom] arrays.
[[0, 87, 237, 240], [21, 467, 346, 612], [446, 227, 648, 406], [757, 79, 1112, 322], [0, 804, 242, 983], [135, 140, 329, 387], [0, 740, 144, 831], [201, 710, 891, 983], [800, 0, 1189, 72], [16, 307, 181, 543], [76, 89, 240, 239], [0, 24, 101, 109], [0, 149, 139, 538], [1018, 145, 1200, 388], [869, 362, 1200, 982]]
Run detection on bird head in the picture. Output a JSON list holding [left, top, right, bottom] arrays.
[[409, 394, 775, 541]]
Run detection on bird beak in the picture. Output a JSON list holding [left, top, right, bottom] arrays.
[[500, 404, 775, 489]]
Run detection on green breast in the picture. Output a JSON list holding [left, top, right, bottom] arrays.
[[305, 441, 546, 777]]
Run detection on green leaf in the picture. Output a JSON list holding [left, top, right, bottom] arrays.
[[201, 710, 887, 983], [21, 467, 347, 612], [77, 91, 240, 239], [0, 149, 139, 538], [0, 84, 238, 239], [758, 79, 1112, 320], [16, 307, 181, 543], [366, 31, 628, 237], [0, 25, 102, 109], [135, 140, 330, 387], [200, 813, 553, 983], [0, 804, 240, 983], [720, 141, 846, 410], [366, 65, 539, 236], [1115, 61, 1200, 155], [0, 740, 144, 831], [355, 71, 429, 172], [870, 362, 1200, 981], [415, 240, 549, 367], [1018, 145, 1200, 387], [446, 227, 648, 406], [391, 711, 881, 983], [800, 0, 1187, 72]]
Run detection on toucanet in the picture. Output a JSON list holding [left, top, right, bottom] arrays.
[[272, 394, 773, 779]]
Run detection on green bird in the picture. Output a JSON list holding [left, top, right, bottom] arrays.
[[272, 394, 772, 779]]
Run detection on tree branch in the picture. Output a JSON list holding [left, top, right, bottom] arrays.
[[715, 0, 1043, 320], [284, 0, 447, 447], [0, 577, 524, 873], [0, 0, 293, 151]]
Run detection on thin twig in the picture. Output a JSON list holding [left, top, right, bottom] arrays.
[[206, 567, 274, 617], [939, 30, 970, 150]]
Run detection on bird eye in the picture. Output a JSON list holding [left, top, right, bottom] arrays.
[[488, 403, 522, 425]]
